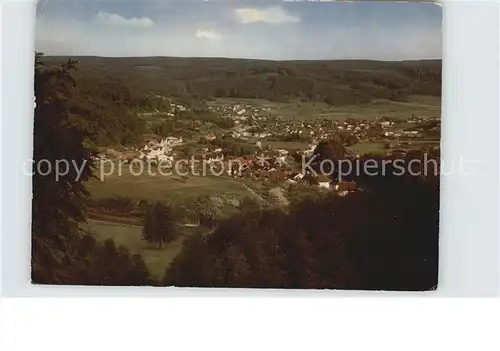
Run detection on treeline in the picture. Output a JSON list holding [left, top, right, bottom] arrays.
[[74, 78, 147, 146], [33, 234, 154, 286], [152, 110, 233, 138], [85, 196, 147, 219], [37, 55, 176, 147], [208, 136, 260, 157], [42, 56, 442, 106], [163, 175, 438, 290]]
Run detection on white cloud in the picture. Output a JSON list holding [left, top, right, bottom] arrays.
[[195, 29, 222, 42], [234, 7, 300, 25], [95, 11, 154, 27], [36, 11, 440, 60]]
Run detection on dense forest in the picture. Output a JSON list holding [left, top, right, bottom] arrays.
[[165, 177, 438, 290], [42, 56, 442, 106], [32, 54, 153, 285], [32, 55, 439, 289]]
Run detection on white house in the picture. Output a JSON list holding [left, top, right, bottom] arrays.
[[318, 181, 331, 189], [292, 172, 304, 181], [317, 175, 332, 189]]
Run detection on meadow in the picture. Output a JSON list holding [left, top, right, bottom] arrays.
[[86, 163, 255, 203], [84, 166, 266, 277], [84, 219, 200, 279], [348, 142, 386, 156], [261, 140, 310, 150]]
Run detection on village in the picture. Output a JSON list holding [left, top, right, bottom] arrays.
[[96, 99, 440, 198]]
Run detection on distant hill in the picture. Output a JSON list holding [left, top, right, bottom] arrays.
[[43, 56, 442, 106]]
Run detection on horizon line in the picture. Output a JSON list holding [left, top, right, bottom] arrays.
[[39, 54, 443, 63]]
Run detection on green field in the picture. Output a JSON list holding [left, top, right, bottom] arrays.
[[85, 219, 198, 279], [211, 96, 441, 121], [86, 164, 255, 203], [261, 140, 310, 150], [84, 166, 264, 279], [348, 142, 386, 156]]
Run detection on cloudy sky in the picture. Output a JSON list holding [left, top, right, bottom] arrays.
[[36, 0, 442, 61]]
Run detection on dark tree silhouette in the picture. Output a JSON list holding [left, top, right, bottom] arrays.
[[313, 138, 347, 162], [32, 53, 153, 285], [162, 169, 439, 291], [142, 201, 177, 248]]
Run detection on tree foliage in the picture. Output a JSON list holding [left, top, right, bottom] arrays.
[[313, 138, 347, 162], [32, 53, 153, 285], [41, 56, 442, 106], [164, 173, 439, 291], [142, 202, 177, 248]]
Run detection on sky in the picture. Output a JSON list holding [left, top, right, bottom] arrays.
[[35, 0, 442, 61]]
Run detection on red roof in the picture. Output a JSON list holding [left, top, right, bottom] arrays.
[[337, 181, 357, 191], [119, 153, 136, 159]]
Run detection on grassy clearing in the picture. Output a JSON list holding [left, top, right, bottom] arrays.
[[83, 170, 267, 278], [261, 140, 310, 150], [86, 164, 254, 203], [348, 142, 386, 156], [84, 219, 200, 279], [84, 168, 257, 278]]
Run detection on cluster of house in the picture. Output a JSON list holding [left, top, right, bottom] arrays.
[[407, 115, 437, 124], [200, 154, 358, 196], [208, 103, 272, 121], [97, 136, 185, 163], [225, 111, 439, 146], [229, 118, 374, 142], [137, 136, 184, 163], [231, 125, 272, 139], [96, 99, 438, 199], [144, 94, 187, 116], [383, 130, 421, 138]]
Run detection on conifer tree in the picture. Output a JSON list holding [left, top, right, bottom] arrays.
[[142, 201, 176, 248], [154, 201, 176, 248], [142, 203, 156, 243], [32, 53, 153, 285]]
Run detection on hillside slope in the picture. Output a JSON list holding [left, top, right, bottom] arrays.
[[42, 56, 442, 106]]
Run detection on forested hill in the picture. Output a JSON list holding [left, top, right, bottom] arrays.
[[42, 56, 442, 105]]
